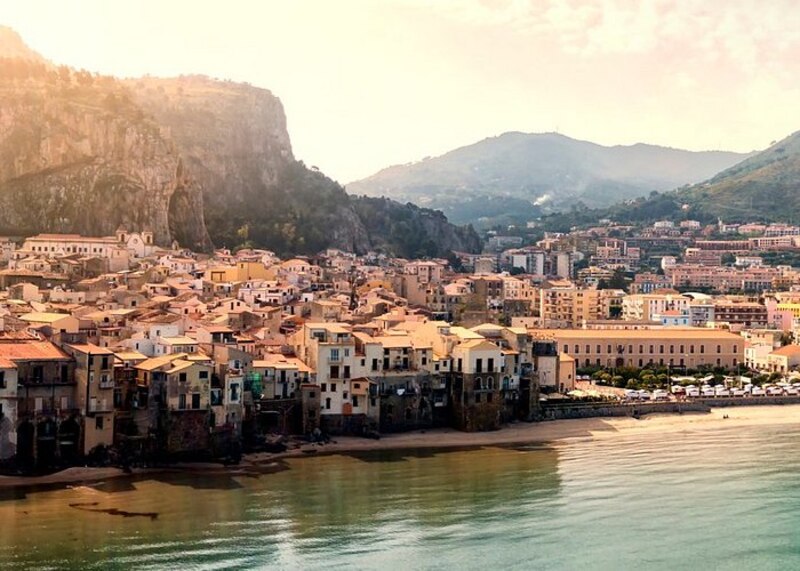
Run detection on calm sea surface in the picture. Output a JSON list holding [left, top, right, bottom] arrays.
[[2, 422, 800, 570]]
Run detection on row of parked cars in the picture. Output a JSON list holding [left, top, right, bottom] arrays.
[[624, 382, 800, 401]]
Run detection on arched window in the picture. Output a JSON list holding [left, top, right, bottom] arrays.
[[473, 377, 482, 391]]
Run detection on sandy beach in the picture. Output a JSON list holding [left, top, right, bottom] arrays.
[[3, 404, 800, 489]]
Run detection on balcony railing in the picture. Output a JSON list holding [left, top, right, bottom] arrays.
[[19, 378, 76, 386], [89, 400, 112, 413]]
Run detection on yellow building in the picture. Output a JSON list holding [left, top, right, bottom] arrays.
[[535, 328, 743, 370]]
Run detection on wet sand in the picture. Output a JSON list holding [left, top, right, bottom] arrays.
[[2, 404, 799, 489]]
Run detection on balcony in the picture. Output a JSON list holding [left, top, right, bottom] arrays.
[[19, 378, 75, 386], [89, 399, 113, 413]]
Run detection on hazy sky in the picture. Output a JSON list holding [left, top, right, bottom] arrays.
[[1, 0, 798, 182]]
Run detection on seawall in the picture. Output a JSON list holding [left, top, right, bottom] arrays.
[[538, 396, 800, 420]]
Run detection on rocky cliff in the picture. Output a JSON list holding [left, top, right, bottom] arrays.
[[0, 29, 481, 257], [0, 29, 212, 250], [124, 75, 480, 257]]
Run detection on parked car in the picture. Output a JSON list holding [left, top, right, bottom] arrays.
[[637, 390, 652, 401], [715, 386, 731, 397], [685, 386, 700, 398], [752, 386, 766, 396], [701, 385, 716, 397], [624, 389, 640, 401], [652, 389, 669, 401], [731, 388, 746, 397], [767, 386, 785, 396]]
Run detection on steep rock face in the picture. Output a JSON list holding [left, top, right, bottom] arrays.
[[0, 61, 212, 250], [128, 76, 478, 257], [125, 76, 293, 212], [0, 29, 481, 257]]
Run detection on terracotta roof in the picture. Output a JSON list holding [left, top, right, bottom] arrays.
[[0, 341, 70, 361], [66, 344, 114, 355], [771, 345, 800, 357], [533, 328, 742, 340]]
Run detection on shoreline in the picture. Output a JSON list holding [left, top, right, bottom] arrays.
[[3, 404, 800, 490]]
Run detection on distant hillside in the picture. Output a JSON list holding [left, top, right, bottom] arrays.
[[348, 132, 752, 227], [534, 130, 800, 232], [675, 130, 800, 221]]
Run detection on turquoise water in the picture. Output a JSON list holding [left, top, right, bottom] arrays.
[[2, 422, 800, 569]]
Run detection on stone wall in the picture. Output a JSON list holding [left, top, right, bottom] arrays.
[[538, 401, 710, 421]]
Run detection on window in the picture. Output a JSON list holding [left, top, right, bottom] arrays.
[[639, 345, 644, 354], [179, 394, 187, 409], [101, 356, 109, 369], [717, 345, 722, 354], [330, 348, 340, 361], [371, 358, 378, 371], [607, 345, 612, 353], [192, 393, 201, 409], [230, 384, 240, 402], [179, 373, 187, 383], [596, 345, 601, 353], [325, 397, 331, 410], [352, 395, 359, 407], [308, 391, 316, 399], [659, 345, 664, 354], [574, 345, 580, 354], [344, 348, 350, 357], [199, 370, 209, 379], [700, 345, 705, 354], [331, 383, 337, 392], [0, 371, 5, 389], [96, 416, 104, 430], [321, 383, 327, 392]]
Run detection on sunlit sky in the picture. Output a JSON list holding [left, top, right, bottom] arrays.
[[1, 0, 798, 182]]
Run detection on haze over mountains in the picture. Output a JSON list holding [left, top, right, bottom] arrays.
[[0, 26, 480, 257], [348, 132, 754, 227]]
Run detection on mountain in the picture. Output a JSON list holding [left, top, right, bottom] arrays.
[[672, 130, 800, 222], [532, 130, 800, 232], [347, 132, 753, 227], [0, 30, 479, 257]]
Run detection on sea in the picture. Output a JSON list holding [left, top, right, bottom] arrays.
[[1, 421, 800, 570]]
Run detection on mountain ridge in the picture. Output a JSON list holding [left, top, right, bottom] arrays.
[[348, 132, 754, 227]]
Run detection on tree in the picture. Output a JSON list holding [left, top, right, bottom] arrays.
[[598, 268, 628, 291]]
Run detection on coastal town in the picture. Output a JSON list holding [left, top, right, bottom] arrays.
[[0, 218, 800, 471]]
